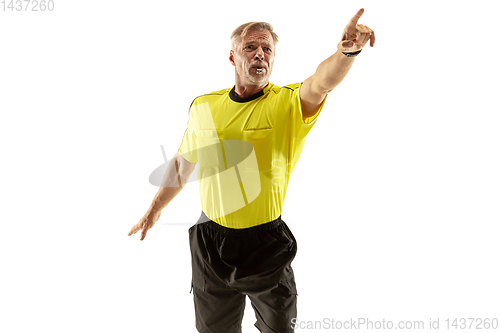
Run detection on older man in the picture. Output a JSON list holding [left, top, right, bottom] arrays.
[[129, 8, 374, 333]]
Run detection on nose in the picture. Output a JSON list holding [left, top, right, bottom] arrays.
[[254, 46, 265, 61]]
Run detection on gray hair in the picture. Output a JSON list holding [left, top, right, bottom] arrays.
[[230, 22, 279, 51]]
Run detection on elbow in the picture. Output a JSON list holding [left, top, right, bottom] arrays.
[[175, 152, 196, 185], [307, 76, 333, 98], [315, 78, 337, 96]]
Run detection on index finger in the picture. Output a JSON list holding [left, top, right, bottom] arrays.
[[346, 8, 364, 30]]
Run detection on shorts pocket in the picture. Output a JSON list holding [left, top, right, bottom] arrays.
[[188, 226, 207, 292], [263, 226, 292, 249], [281, 222, 297, 251], [282, 266, 298, 295], [190, 266, 206, 293], [279, 278, 298, 296]]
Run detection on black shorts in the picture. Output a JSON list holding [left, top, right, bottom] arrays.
[[188, 211, 298, 333]]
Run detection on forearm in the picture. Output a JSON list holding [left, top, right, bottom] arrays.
[[149, 154, 193, 214], [149, 184, 182, 215], [312, 50, 355, 94]]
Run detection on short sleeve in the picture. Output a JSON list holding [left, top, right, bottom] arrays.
[[272, 83, 327, 175], [288, 82, 327, 139], [177, 104, 198, 163]]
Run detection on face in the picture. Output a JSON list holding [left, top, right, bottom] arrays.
[[230, 29, 275, 86]]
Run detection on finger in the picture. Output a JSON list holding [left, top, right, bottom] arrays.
[[343, 28, 357, 42], [352, 25, 363, 43], [352, 25, 372, 47], [359, 30, 371, 45], [346, 8, 364, 31], [359, 25, 375, 46], [140, 221, 150, 240], [140, 229, 148, 241], [128, 219, 145, 236], [128, 225, 138, 236], [344, 17, 364, 41]]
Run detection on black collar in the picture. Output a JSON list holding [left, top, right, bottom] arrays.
[[229, 86, 264, 103]]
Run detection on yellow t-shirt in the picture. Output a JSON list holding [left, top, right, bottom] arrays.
[[178, 82, 326, 228]]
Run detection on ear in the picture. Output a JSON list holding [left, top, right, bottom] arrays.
[[229, 50, 236, 66]]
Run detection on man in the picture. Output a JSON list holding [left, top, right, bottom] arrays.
[[129, 8, 375, 333]]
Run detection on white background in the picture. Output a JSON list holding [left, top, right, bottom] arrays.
[[1, 0, 499, 332]]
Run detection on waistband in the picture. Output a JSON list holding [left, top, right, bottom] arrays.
[[196, 211, 283, 235]]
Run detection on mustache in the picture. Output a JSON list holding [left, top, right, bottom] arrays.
[[250, 61, 268, 69]]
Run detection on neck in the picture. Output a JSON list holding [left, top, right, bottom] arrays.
[[233, 75, 268, 98]]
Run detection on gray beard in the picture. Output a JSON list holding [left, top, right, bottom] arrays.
[[247, 72, 268, 84]]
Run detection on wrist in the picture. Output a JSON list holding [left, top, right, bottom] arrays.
[[332, 49, 356, 64], [342, 49, 362, 57], [148, 201, 164, 215]]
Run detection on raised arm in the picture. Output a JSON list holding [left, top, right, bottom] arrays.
[[128, 151, 197, 241], [300, 8, 375, 119]]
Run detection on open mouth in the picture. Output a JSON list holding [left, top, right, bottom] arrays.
[[252, 66, 265, 75]]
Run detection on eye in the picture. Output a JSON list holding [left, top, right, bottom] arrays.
[[264, 47, 272, 52], [245, 45, 254, 50]]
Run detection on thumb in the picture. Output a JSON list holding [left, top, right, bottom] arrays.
[[338, 40, 355, 52]]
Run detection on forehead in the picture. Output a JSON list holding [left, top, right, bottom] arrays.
[[240, 29, 274, 46]]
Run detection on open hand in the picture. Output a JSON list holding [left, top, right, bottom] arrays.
[[338, 8, 375, 53], [128, 210, 162, 241]]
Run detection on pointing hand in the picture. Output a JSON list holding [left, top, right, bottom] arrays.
[[338, 8, 375, 53]]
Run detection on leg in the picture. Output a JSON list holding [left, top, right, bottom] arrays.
[[189, 221, 247, 333], [192, 283, 246, 333], [248, 278, 297, 333]]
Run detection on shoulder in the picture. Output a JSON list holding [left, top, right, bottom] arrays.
[[267, 83, 301, 97], [262, 83, 302, 106], [280, 83, 301, 92], [190, 87, 231, 107]]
